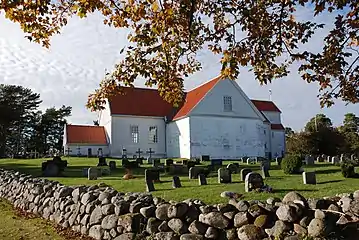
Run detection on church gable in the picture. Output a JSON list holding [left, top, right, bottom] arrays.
[[189, 78, 266, 120]]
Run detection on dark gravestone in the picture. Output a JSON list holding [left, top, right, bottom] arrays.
[[153, 158, 161, 167], [261, 166, 270, 178], [201, 155, 210, 161], [182, 160, 189, 165], [227, 163, 239, 174], [198, 174, 207, 185], [87, 148, 92, 157], [145, 169, 160, 182], [218, 168, 232, 183], [82, 168, 88, 177], [172, 176, 182, 188], [123, 160, 139, 169], [42, 156, 67, 176], [189, 167, 205, 179], [109, 161, 116, 170], [211, 159, 223, 166], [146, 179, 155, 192], [166, 159, 174, 166], [194, 158, 201, 164], [88, 167, 98, 180], [168, 165, 188, 175], [97, 157, 108, 166], [187, 161, 196, 170], [43, 162, 60, 177], [156, 163, 165, 173], [136, 158, 144, 165], [303, 172, 316, 184], [245, 172, 264, 192], [240, 168, 252, 181]]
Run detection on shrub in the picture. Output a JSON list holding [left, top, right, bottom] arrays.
[[282, 155, 303, 174], [341, 163, 356, 178]]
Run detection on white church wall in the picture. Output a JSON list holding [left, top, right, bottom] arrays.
[[190, 78, 264, 120], [110, 115, 166, 158], [166, 117, 191, 159], [99, 103, 112, 151], [189, 116, 266, 159], [270, 130, 286, 158], [263, 123, 271, 158], [262, 111, 281, 124], [64, 144, 109, 157]]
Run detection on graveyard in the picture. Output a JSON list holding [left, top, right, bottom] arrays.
[[1, 156, 359, 204]]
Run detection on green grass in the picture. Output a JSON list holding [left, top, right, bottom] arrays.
[[0, 198, 67, 240], [0, 157, 359, 204]]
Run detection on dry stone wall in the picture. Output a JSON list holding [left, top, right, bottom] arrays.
[[0, 168, 359, 240]]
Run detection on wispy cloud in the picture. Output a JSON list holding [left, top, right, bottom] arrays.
[[0, 8, 357, 131]]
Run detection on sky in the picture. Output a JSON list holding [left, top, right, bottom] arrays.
[[0, 7, 358, 131]]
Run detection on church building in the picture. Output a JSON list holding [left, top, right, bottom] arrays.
[[63, 76, 285, 159]]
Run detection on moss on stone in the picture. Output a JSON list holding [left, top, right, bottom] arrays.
[[254, 214, 268, 228]]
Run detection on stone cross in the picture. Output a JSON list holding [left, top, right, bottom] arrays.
[[88, 167, 97, 180], [65, 147, 72, 156], [198, 174, 207, 185], [302, 172, 316, 184], [122, 148, 127, 159], [76, 147, 81, 156], [240, 168, 252, 181], [218, 168, 231, 183], [245, 172, 264, 192], [136, 148, 143, 158], [172, 176, 182, 188], [146, 148, 155, 159]]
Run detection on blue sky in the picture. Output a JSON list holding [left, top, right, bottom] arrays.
[[0, 8, 357, 131]]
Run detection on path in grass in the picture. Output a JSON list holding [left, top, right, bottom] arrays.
[[1, 157, 359, 204], [0, 199, 68, 240]]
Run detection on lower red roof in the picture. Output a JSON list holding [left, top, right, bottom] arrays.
[[271, 124, 285, 130], [66, 125, 107, 144], [251, 100, 281, 113]]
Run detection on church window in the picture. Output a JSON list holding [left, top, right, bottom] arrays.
[[131, 125, 139, 143], [149, 126, 158, 143], [223, 96, 232, 111]]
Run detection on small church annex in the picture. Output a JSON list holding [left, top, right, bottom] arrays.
[[63, 76, 285, 159]]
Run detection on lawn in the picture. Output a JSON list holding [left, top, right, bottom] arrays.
[[0, 157, 358, 204], [0, 198, 88, 240]]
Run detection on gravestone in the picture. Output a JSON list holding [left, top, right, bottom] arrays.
[[245, 172, 264, 192], [201, 155, 210, 161], [261, 166, 270, 178], [136, 148, 143, 159], [327, 156, 331, 162], [123, 159, 139, 169], [331, 156, 339, 164], [187, 161, 196, 170], [218, 168, 232, 183], [97, 148, 103, 157], [275, 157, 282, 166], [87, 148, 92, 157], [145, 168, 160, 182], [136, 158, 144, 165], [240, 168, 252, 181], [166, 159, 174, 166], [302, 172, 316, 185], [168, 164, 188, 175], [198, 174, 207, 185], [211, 159, 223, 166], [351, 154, 355, 161], [316, 156, 321, 162], [146, 179, 155, 192], [109, 161, 116, 170], [189, 167, 206, 179], [88, 167, 98, 180], [97, 157, 108, 166], [304, 155, 314, 165], [340, 154, 345, 163], [172, 176, 182, 188], [153, 158, 161, 167], [227, 163, 239, 174], [260, 159, 271, 170], [194, 158, 201, 164], [43, 162, 60, 177], [147, 157, 153, 164], [156, 163, 165, 173], [246, 158, 255, 164], [122, 148, 127, 160]]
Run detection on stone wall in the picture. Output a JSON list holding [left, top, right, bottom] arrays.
[[0, 168, 358, 240]]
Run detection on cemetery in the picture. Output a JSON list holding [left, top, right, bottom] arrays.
[[1, 154, 359, 239]]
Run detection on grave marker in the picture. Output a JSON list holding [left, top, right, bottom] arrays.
[[122, 148, 127, 160], [146, 179, 155, 192], [153, 158, 161, 167], [327, 156, 331, 162], [218, 168, 231, 183], [65, 146, 72, 156], [211, 159, 223, 166], [145, 168, 160, 182], [82, 168, 88, 177], [76, 147, 81, 157], [97, 157, 108, 166], [189, 166, 206, 179], [240, 168, 252, 181], [136, 148, 143, 159], [331, 156, 339, 164], [165, 159, 174, 166], [245, 172, 264, 192], [261, 166, 270, 178], [227, 163, 239, 174], [109, 161, 116, 170], [172, 176, 182, 188], [198, 174, 207, 185], [88, 167, 97, 180], [304, 155, 314, 165], [302, 172, 316, 185], [201, 155, 210, 161]]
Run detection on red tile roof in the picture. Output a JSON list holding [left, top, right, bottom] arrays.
[[251, 100, 281, 113], [271, 124, 285, 130], [66, 125, 107, 144], [172, 76, 222, 120], [108, 87, 176, 118]]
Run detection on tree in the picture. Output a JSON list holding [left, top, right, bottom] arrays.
[[338, 113, 359, 154], [286, 131, 315, 155], [0, 84, 42, 157], [304, 114, 333, 133], [1, 1, 358, 110], [342, 113, 359, 133]]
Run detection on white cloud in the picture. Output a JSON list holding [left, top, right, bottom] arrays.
[[0, 8, 357, 131]]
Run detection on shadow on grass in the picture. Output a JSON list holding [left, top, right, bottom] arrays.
[[314, 169, 341, 174], [317, 180, 343, 184], [274, 189, 318, 193]]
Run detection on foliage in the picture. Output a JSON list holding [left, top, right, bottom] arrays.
[[281, 154, 303, 174], [1, 1, 358, 109], [0, 84, 71, 157], [286, 132, 316, 155], [340, 163, 356, 178]]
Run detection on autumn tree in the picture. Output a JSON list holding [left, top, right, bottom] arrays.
[[1, 1, 358, 110], [338, 113, 359, 154]]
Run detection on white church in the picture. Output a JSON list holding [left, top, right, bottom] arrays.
[[63, 76, 286, 160]]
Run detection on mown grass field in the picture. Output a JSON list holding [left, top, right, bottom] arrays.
[[0, 157, 359, 204]]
